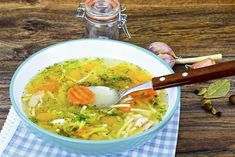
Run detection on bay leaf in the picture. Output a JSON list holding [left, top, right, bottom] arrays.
[[204, 79, 230, 99]]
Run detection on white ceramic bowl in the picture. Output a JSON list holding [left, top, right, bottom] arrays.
[[10, 39, 180, 154]]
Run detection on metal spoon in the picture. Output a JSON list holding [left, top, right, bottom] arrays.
[[89, 60, 235, 107]]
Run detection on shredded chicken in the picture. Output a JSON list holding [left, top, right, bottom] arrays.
[[28, 91, 44, 116], [51, 119, 65, 124]]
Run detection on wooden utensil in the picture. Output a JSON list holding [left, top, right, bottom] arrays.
[[152, 60, 235, 90]]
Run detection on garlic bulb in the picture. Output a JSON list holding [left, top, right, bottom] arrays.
[[148, 42, 177, 67], [148, 41, 222, 68]]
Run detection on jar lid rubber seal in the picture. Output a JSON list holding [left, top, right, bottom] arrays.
[[85, 0, 120, 21]]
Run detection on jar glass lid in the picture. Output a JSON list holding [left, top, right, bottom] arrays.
[[85, 0, 120, 20]]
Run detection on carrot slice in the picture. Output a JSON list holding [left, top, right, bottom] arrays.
[[130, 89, 155, 102], [74, 126, 93, 138], [42, 82, 60, 92], [119, 107, 131, 112], [67, 85, 95, 105], [27, 82, 60, 93]]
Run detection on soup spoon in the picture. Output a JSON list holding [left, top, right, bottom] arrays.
[[88, 60, 235, 107]]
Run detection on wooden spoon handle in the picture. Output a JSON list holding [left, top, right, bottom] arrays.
[[152, 60, 235, 90]]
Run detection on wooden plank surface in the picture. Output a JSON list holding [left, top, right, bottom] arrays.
[[0, 1, 235, 156]]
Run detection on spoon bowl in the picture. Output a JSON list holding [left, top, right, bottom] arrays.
[[89, 81, 153, 107], [88, 86, 120, 107]]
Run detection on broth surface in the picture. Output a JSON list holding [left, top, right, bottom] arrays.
[[22, 58, 167, 140]]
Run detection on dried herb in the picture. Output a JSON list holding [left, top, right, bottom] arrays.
[[194, 80, 230, 117], [198, 87, 207, 96], [202, 99, 212, 110], [202, 99, 221, 117], [204, 79, 230, 99], [211, 108, 217, 115]]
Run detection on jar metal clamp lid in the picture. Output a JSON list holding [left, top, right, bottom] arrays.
[[77, 0, 131, 39]]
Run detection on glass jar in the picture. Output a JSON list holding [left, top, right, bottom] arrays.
[[77, 0, 131, 40]]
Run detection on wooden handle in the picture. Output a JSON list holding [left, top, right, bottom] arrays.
[[152, 60, 235, 90]]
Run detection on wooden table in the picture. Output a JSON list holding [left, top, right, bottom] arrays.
[[1, 0, 235, 156]]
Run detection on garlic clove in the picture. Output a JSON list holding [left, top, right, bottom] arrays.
[[187, 58, 216, 69], [158, 54, 176, 67], [148, 42, 178, 58]]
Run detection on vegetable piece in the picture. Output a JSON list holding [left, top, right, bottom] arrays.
[[67, 85, 95, 105], [74, 126, 92, 138], [148, 42, 178, 58], [42, 82, 60, 92], [158, 54, 176, 67], [204, 79, 230, 99], [229, 95, 235, 105], [148, 42, 177, 67], [148, 42, 222, 67], [59, 121, 86, 136], [66, 69, 81, 81], [89, 134, 107, 140], [186, 58, 215, 69], [101, 116, 117, 126], [130, 89, 155, 102], [175, 54, 222, 64], [36, 113, 56, 121], [118, 106, 131, 112], [28, 82, 60, 93], [74, 126, 108, 139]]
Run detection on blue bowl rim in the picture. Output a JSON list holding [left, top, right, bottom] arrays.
[[10, 38, 180, 144]]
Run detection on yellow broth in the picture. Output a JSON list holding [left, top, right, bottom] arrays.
[[22, 58, 167, 140]]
